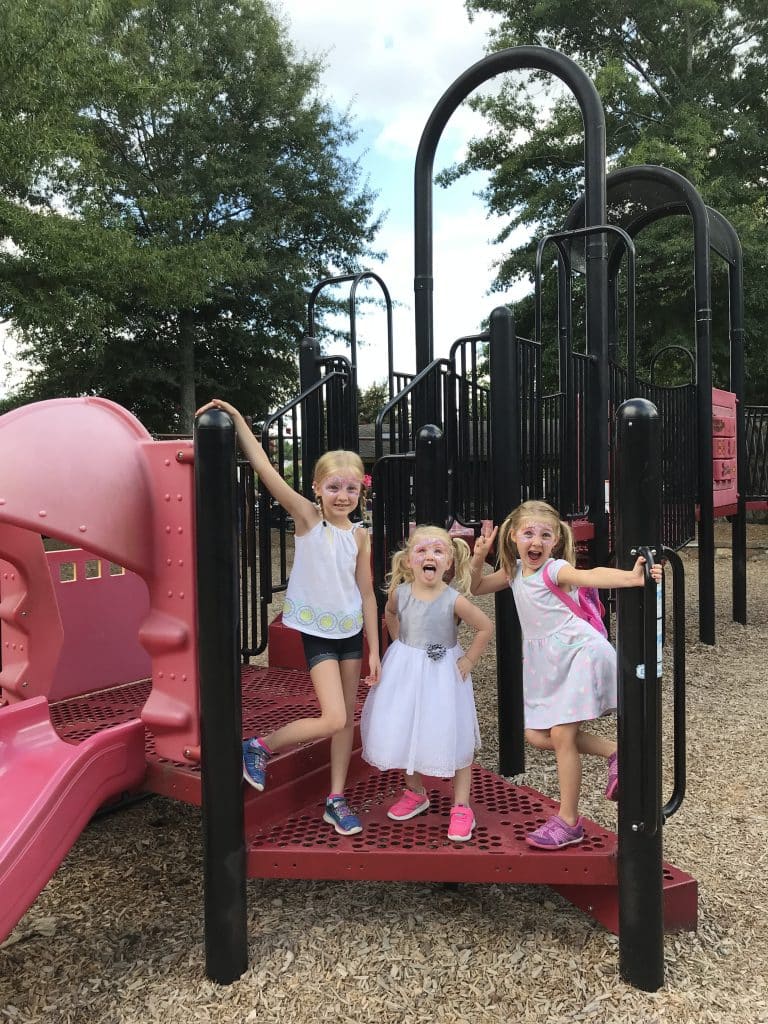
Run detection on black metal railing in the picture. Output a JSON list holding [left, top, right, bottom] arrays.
[[371, 453, 416, 616], [745, 405, 768, 500], [450, 333, 491, 526], [540, 391, 564, 510], [636, 380, 697, 550], [517, 336, 541, 502], [374, 358, 453, 461]]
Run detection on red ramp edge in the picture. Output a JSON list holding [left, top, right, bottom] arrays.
[[0, 696, 146, 943]]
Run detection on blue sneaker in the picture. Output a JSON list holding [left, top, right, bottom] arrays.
[[242, 738, 270, 791], [323, 795, 363, 836]]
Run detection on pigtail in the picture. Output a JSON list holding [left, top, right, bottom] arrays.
[[497, 513, 518, 579], [449, 537, 473, 596], [556, 520, 577, 566], [386, 547, 413, 599]]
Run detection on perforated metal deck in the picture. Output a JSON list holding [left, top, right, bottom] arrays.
[[48, 665, 697, 933]]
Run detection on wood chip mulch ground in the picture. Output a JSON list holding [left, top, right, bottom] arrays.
[[2, 529, 767, 1023]]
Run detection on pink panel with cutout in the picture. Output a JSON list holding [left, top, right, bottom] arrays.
[[711, 389, 738, 508], [0, 399, 200, 763], [44, 549, 151, 702]]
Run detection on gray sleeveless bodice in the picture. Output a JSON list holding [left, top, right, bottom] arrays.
[[396, 583, 459, 650]]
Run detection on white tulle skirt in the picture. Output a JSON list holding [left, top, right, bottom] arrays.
[[361, 639, 481, 778]]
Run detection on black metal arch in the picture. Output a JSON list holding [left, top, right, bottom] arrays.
[[413, 46, 607, 372], [562, 164, 747, 638], [413, 45, 610, 566]]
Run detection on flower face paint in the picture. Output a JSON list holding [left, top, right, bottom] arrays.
[[317, 475, 362, 500], [409, 539, 450, 565], [513, 519, 558, 575], [408, 537, 451, 587]]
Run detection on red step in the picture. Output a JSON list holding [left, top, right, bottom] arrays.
[[48, 666, 698, 935]]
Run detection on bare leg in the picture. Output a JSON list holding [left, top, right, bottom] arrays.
[[329, 658, 363, 794], [404, 771, 426, 793], [453, 765, 472, 807], [261, 659, 346, 752], [575, 730, 616, 759], [526, 726, 616, 760], [549, 722, 582, 825]]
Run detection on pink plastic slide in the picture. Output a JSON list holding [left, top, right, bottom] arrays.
[[0, 697, 146, 943]]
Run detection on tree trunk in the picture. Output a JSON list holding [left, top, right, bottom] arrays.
[[179, 310, 196, 432]]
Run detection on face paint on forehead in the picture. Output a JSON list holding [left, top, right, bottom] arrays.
[[410, 539, 450, 563], [318, 475, 362, 495], [518, 520, 557, 535]]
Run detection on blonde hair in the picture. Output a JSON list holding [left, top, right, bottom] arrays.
[[312, 449, 367, 519], [386, 525, 473, 599], [497, 500, 576, 578]]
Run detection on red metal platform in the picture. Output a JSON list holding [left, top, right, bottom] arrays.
[[48, 665, 697, 935]]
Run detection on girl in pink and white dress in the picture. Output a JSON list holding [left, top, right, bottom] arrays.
[[470, 500, 662, 851], [361, 526, 492, 843]]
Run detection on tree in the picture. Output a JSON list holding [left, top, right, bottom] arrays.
[[0, 0, 380, 430], [453, 1, 768, 399], [357, 381, 389, 423]]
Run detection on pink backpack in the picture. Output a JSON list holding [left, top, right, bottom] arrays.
[[542, 562, 608, 638]]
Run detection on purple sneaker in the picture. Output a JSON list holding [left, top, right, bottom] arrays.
[[605, 751, 618, 801], [526, 815, 584, 850]]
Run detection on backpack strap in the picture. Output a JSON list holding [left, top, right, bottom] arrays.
[[541, 561, 588, 623]]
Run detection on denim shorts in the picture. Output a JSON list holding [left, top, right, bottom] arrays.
[[300, 630, 364, 669]]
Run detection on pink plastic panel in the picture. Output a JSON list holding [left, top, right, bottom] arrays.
[[712, 388, 738, 507], [0, 398, 154, 574], [0, 697, 146, 943], [0, 397, 200, 764], [44, 549, 151, 701], [0, 526, 64, 704], [136, 440, 199, 764]]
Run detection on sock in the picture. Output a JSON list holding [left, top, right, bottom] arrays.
[[327, 792, 344, 802], [254, 737, 272, 755]]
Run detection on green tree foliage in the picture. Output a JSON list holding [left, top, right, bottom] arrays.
[[0, 0, 380, 430], [357, 380, 389, 423], [454, 1, 768, 399]]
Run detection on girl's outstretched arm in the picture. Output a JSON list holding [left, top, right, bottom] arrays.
[[454, 596, 493, 679], [557, 556, 663, 591], [196, 398, 317, 532], [469, 526, 508, 595]]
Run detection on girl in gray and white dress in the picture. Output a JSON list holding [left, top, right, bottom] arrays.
[[361, 526, 492, 842]]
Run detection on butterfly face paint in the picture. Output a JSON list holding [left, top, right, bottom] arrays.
[[409, 539, 450, 565], [317, 475, 362, 499], [513, 519, 558, 575]]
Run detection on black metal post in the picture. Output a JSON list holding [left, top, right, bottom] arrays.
[[614, 398, 663, 992], [299, 335, 322, 499], [488, 305, 524, 776], [195, 409, 248, 984], [415, 425, 448, 526], [725, 227, 747, 625]]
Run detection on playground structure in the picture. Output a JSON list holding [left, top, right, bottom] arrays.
[[1, 44, 767, 995]]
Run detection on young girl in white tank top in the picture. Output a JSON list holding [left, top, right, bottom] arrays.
[[196, 398, 381, 837]]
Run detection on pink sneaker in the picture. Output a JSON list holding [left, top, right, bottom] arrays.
[[447, 804, 475, 842], [605, 751, 618, 801], [387, 788, 430, 821], [526, 815, 584, 850]]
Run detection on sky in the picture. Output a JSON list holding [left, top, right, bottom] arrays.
[[277, 0, 528, 389]]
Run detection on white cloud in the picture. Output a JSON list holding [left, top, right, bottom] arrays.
[[277, 0, 530, 388]]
